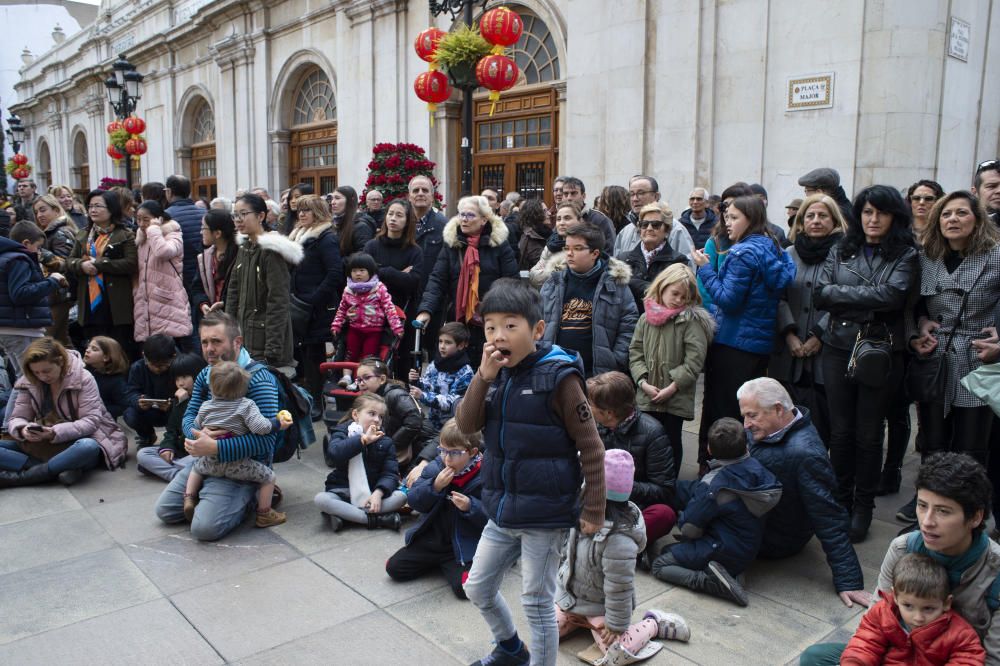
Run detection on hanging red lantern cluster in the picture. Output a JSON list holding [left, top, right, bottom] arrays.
[[413, 27, 452, 124], [476, 7, 523, 116], [11, 153, 28, 166], [107, 115, 146, 167], [4, 152, 32, 180]]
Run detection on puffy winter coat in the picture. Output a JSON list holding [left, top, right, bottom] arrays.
[[528, 245, 565, 289], [374, 382, 425, 466], [225, 232, 303, 368], [133, 220, 192, 342], [598, 410, 676, 508], [363, 236, 422, 312], [518, 224, 548, 273], [813, 243, 918, 352], [290, 224, 345, 344], [697, 233, 796, 355], [555, 501, 647, 633], [0, 236, 57, 328], [9, 350, 127, 469], [622, 241, 691, 311], [64, 224, 138, 327], [842, 591, 985, 666], [749, 409, 864, 593], [417, 219, 518, 321], [629, 305, 714, 419], [40, 218, 77, 307], [331, 278, 404, 336], [406, 456, 488, 566], [671, 453, 782, 574], [322, 422, 399, 497], [540, 255, 638, 375]]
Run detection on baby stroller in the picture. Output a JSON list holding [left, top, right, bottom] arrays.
[[319, 304, 407, 421]]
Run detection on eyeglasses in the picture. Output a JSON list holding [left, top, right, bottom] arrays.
[[437, 446, 469, 459], [87, 205, 107, 210], [564, 244, 593, 253], [910, 195, 937, 203], [638, 220, 665, 230], [356, 373, 376, 382], [629, 190, 652, 199], [235, 210, 259, 219], [458, 212, 478, 220], [976, 159, 999, 174]]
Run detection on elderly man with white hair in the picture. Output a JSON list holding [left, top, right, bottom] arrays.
[[738, 377, 869, 609]]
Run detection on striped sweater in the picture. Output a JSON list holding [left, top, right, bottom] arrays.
[[182, 347, 279, 464], [195, 397, 279, 437]]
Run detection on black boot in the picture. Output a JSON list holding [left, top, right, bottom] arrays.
[[57, 469, 84, 486], [849, 507, 873, 543], [876, 467, 902, 496], [0, 463, 55, 488], [367, 513, 401, 531]]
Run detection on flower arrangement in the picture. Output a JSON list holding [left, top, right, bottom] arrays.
[[99, 177, 127, 190], [431, 23, 492, 86], [362, 142, 443, 207]]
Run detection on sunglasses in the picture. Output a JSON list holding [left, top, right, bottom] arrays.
[[638, 220, 665, 230], [976, 159, 999, 174], [910, 195, 937, 203]]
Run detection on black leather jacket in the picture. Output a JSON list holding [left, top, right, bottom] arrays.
[[814, 245, 918, 352], [597, 410, 676, 508]]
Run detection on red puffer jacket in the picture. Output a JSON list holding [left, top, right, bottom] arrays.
[[842, 591, 985, 666]]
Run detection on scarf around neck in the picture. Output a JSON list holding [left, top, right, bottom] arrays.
[[436, 349, 471, 374], [455, 232, 482, 323], [794, 232, 841, 265], [569, 257, 604, 279], [450, 453, 483, 488], [907, 530, 989, 588], [87, 225, 112, 313], [546, 230, 566, 253], [348, 275, 379, 294], [643, 300, 686, 326]]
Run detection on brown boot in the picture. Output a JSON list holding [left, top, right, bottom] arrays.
[[255, 507, 286, 528]]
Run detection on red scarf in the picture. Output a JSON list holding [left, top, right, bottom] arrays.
[[451, 456, 482, 488], [455, 233, 482, 323]]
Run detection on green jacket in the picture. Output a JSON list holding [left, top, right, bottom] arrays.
[[628, 305, 713, 419], [64, 224, 138, 327], [225, 232, 303, 367]]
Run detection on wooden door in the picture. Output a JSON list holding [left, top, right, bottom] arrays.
[[289, 125, 337, 194]]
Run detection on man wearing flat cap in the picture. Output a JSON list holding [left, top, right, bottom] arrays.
[[798, 168, 855, 224]]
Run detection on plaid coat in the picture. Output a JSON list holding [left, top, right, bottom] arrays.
[[909, 245, 1000, 414]]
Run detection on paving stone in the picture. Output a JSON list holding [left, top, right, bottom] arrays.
[[237, 610, 459, 665], [0, 597, 222, 665], [270, 500, 391, 555], [87, 491, 190, 545], [640, 585, 837, 666], [67, 465, 166, 507], [170, 557, 375, 661], [0, 509, 115, 576], [851, 517, 903, 573], [0, 548, 161, 645], [311, 528, 448, 607], [271, 458, 329, 507], [125, 524, 300, 595], [0, 484, 81, 526]]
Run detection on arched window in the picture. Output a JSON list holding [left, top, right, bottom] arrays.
[[289, 67, 338, 194], [190, 100, 217, 200], [73, 132, 89, 195], [509, 11, 560, 85], [37, 141, 52, 191]]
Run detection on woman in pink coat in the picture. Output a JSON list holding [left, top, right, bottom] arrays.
[[1, 337, 127, 487], [132, 201, 192, 345]]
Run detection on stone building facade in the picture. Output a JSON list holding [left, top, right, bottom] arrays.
[[10, 0, 1000, 221]]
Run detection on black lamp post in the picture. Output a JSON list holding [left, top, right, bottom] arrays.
[[429, 0, 488, 196], [104, 53, 144, 189], [6, 115, 24, 155]]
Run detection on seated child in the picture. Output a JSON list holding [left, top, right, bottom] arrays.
[[349, 356, 425, 470], [386, 419, 486, 599], [556, 449, 690, 665], [124, 333, 177, 448], [841, 552, 985, 665], [331, 252, 404, 387], [136, 353, 206, 482], [183, 361, 292, 528], [83, 336, 130, 419], [314, 393, 406, 532], [408, 322, 475, 433], [650, 417, 782, 607]]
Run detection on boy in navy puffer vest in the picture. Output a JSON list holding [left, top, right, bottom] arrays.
[[457, 278, 606, 666], [0, 221, 66, 377]]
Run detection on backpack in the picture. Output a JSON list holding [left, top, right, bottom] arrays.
[[246, 362, 317, 463]]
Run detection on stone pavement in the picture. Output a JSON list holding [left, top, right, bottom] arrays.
[[0, 412, 919, 665]]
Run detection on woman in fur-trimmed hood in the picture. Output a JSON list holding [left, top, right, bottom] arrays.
[[225, 194, 304, 371]]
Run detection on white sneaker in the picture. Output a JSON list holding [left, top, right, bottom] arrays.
[[642, 609, 690, 642]]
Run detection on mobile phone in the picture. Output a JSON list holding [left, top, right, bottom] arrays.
[[25, 424, 44, 433], [146, 399, 172, 408]]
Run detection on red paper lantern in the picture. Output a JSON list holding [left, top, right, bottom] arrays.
[[125, 137, 147, 156], [480, 7, 523, 52], [414, 27, 446, 63], [122, 115, 146, 135], [107, 145, 124, 160], [413, 70, 452, 113], [11, 167, 28, 180], [11, 153, 28, 166], [476, 54, 519, 115], [106, 120, 122, 134]]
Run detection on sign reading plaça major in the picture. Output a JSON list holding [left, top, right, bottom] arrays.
[[786, 73, 834, 111]]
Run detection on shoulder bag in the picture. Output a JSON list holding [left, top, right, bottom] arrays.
[[846, 322, 893, 387]]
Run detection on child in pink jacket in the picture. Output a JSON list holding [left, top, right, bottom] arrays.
[[331, 253, 404, 387], [132, 201, 192, 345]]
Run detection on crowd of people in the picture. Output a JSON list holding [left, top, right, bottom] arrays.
[[1, 158, 999, 666]]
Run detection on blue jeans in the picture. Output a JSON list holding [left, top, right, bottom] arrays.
[[136, 447, 195, 482], [0, 438, 103, 474], [123, 406, 170, 440], [154, 463, 256, 541], [463, 520, 568, 666]]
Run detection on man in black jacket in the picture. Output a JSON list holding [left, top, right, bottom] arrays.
[[739, 377, 870, 609]]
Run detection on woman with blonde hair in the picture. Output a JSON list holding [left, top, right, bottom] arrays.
[[32, 193, 78, 344], [769, 193, 847, 446], [629, 263, 714, 470], [49, 185, 86, 229], [416, 194, 518, 362]]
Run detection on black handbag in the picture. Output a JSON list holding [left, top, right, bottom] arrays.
[[289, 294, 312, 338], [846, 323, 893, 387]]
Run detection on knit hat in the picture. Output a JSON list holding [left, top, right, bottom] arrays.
[[605, 449, 635, 502], [798, 167, 840, 189]]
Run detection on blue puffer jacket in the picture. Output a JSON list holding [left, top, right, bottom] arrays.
[[406, 456, 488, 566], [0, 237, 57, 328], [482, 344, 585, 529], [749, 408, 864, 593], [697, 234, 795, 354], [667, 453, 782, 575]]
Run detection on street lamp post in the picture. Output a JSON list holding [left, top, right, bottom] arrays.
[[3, 115, 26, 198], [104, 54, 144, 189], [429, 0, 488, 196]]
